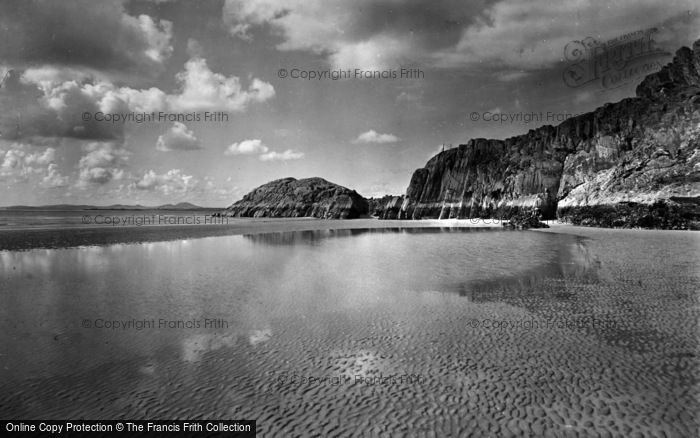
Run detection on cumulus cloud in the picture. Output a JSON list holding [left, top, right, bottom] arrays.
[[156, 122, 201, 152], [168, 57, 275, 111], [134, 169, 198, 196], [15, 53, 275, 141], [77, 142, 129, 187], [0, 0, 173, 74], [22, 56, 275, 115], [42, 163, 69, 188], [0, 142, 67, 187], [224, 139, 268, 155], [353, 129, 400, 144], [224, 138, 302, 161], [258, 149, 304, 161]]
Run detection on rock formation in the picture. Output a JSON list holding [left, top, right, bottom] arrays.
[[220, 177, 368, 219], [367, 195, 396, 217], [384, 39, 700, 229]]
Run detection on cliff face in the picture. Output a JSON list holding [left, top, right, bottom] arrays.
[[222, 177, 368, 219], [390, 40, 700, 229]]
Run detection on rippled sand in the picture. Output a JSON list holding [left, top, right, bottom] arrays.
[[1, 226, 698, 437]]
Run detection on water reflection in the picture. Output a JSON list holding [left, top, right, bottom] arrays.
[[243, 227, 497, 246], [0, 227, 677, 388]]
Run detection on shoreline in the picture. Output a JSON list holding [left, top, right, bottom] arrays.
[[0, 218, 504, 252], [0, 217, 697, 252]]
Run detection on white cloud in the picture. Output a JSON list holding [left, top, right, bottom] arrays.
[[168, 57, 275, 112], [156, 122, 201, 152], [77, 142, 129, 187], [329, 36, 414, 70], [225, 138, 302, 161], [224, 139, 268, 155], [42, 163, 69, 188], [19, 54, 275, 140], [0, 142, 67, 188], [130, 14, 174, 63], [134, 169, 198, 196], [259, 149, 304, 161], [360, 182, 404, 198], [353, 129, 400, 144]]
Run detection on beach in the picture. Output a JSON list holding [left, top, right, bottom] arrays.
[[1, 217, 698, 437], [0, 212, 506, 251]]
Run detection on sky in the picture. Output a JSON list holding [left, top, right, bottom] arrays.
[[0, 0, 698, 207]]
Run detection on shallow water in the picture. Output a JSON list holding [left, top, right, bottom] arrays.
[[0, 228, 698, 437]]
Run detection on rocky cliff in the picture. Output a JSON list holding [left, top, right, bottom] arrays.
[[221, 177, 368, 219], [387, 40, 700, 229]]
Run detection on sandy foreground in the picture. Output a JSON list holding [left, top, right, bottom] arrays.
[[1, 219, 698, 437]]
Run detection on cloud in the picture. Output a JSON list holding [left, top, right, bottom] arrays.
[[133, 169, 198, 196], [223, 0, 698, 72], [168, 56, 275, 111], [77, 142, 129, 187], [435, 0, 700, 70], [156, 122, 201, 152], [203, 177, 242, 201], [328, 36, 414, 70], [359, 182, 404, 198], [353, 129, 400, 144], [222, 0, 486, 69], [224, 138, 302, 161], [15, 54, 275, 142], [259, 149, 304, 161], [0, 0, 173, 74], [126, 172, 240, 204], [42, 163, 69, 188], [0, 142, 68, 187], [0, 144, 52, 177], [22, 56, 275, 115], [224, 139, 269, 155]]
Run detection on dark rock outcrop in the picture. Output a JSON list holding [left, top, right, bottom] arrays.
[[221, 177, 368, 219], [383, 39, 700, 229], [502, 211, 550, 230], [367, 195, 396, 218]]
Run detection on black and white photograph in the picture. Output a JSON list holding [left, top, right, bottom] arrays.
[[1, 0, 699, 436]]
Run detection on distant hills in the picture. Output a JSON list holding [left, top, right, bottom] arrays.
[[0, 202, 218, 210]]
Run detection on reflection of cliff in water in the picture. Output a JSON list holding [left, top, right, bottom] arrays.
[[456, 237, 672, 355], [243, 227, 499, 246], [455, 237, 602, 302]]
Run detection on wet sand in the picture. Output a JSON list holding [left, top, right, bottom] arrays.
[[0, 217, 504, 251], [1, 222, 698, 437]]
